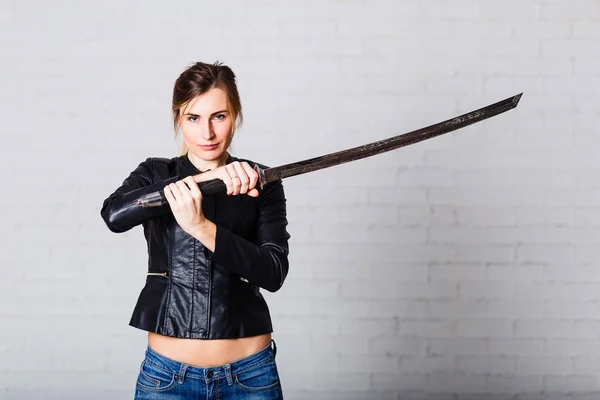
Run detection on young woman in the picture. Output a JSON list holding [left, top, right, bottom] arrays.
[[100, 61, 290, 399]]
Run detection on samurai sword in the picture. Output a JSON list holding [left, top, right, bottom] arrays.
[[137, 92, 522, 207]]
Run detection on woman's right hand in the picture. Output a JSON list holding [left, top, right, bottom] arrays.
[[194, 161, 260, 197]]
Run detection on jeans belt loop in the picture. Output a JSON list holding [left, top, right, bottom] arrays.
[[177, 363, 188, 384], [224, 363, 234, 385]]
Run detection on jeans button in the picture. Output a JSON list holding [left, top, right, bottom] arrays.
[[207, 370, 214, 378]]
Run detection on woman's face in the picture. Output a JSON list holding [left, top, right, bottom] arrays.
[[179, 87, 234, 167]]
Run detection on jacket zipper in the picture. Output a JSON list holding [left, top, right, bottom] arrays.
[[206, 258, 212, 337], [147, 272, 168, 277]]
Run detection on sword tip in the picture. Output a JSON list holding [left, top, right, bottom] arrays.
[[512, 93, 523, 107]]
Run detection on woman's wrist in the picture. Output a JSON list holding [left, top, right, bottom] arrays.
[[190, 219, 217, 252], [193, 171, 214, 183]]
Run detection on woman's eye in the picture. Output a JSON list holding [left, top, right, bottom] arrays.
[[214, 114, 226, 121], [187, 116, 198, 122]]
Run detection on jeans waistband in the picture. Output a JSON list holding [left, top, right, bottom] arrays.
[[143, 338, 277, 383]]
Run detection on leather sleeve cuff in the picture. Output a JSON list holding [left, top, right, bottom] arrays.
[[101, 175, 180, 233], [210, 224, 287, 292]]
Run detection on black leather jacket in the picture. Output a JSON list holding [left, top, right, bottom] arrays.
[[100, 153, 290, 339]]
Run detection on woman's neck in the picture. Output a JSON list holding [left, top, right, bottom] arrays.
[[186, 151, 229, 172]]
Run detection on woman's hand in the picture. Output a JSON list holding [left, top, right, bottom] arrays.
[[194, 161, 259, 197], [163, 176, 207, 236]]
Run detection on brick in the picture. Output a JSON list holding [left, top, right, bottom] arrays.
[[486, 376, 543, 393], [396, 282, 458, 300], [485, 76, 543, 95], [370, 263, 429, 282], [456, 319, 514, 338], [339, 318, 398, 337], [421, 0, 480, 19], [481, 39, 540, 56], [511, 22, 571, 39], [399, 356, 455, 374], [399, 320, 455, 337], [516, 244, 574, 263], [280, 353, 338, 373], [542, 40, 600, 57], [459, 282, 515, 300], [486, 300, 546, 318], [480, 0, 539, 20], [516, 207, 573, 226], [573, 22, 600, 38], [314, 372, 370, 391], [573, 320, 600, 338], [487, 339, 544, 356], [430, 338, 487, 356], [275, 316, 339, 335], [455, 245, 516, 263], [516, 356, 573, 375], [573, 357, 600, 375], [544, 264, 600, 283], [430, 264, 487, 282], [427, 300, 488, 319], [370, 337, 428, 357], [576, 245, 600, 263], [398, 206, 456, 226], [371, 373, 429, 392], [427, 373, 487, 393], [515, 320, 573, 338], [341, 281, 399, 299], [545, 339, 600, 356], [545, 376, 600, 392], [539, 1, 599, 20], [456, 356, 515, 375], [456, 207, 516, 226], [544, 301, 600, 319], [338, 354, 399, 373]]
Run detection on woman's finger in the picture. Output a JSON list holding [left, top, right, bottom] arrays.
[[163, 184, 175, 205], [225, 164, 241, 195], [168, 182, 183, 204], [184, 176, 203, 202], [232, 162, 250, 194], [175, 180, 194, 205], [241, 162, 259, 192], [219, 167, 234, 195]]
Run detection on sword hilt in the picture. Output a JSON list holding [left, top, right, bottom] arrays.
[[136, 165, 267, 208], [136, 179, 227, 207]]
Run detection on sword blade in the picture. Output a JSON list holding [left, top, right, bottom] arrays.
[[262, 93, 522, 184], [136, 93, 522, 207]]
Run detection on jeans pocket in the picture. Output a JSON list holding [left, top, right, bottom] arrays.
[[136, 359, 177, 392], [233, 359, 280, 392]]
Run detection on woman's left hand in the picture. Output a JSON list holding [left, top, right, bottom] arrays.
[[163, 175, 207, 236]]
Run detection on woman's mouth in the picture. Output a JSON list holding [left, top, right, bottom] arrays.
[[199, 144, 219, 151]]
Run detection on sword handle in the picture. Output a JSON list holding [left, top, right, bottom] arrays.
[[199, 178, 228, 196], [136, 165, 266, 208], [136, 179, 227, 207]]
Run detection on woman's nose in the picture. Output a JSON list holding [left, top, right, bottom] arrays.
[[201, 123, 215, 139]]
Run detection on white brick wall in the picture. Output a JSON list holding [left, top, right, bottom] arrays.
[[1, 0, 599, 398]]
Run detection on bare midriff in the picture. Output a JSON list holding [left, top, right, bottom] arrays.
[[147, 331, 272, 367]]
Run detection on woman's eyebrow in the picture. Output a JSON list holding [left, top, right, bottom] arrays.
[[184, 110, 229, 117]]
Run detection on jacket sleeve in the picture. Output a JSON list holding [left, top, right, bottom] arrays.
[[209, 179, 291, 293], [100, 157, 180, 233]]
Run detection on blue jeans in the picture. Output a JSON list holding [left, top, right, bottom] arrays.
[[134, 339, 283, 399]]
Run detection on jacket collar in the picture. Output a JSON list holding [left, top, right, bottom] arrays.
[[181, 152, 235, 176]]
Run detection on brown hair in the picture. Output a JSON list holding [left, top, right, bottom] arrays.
[[172, 61, 243, 155]]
